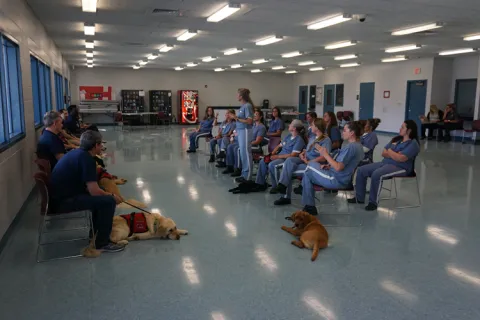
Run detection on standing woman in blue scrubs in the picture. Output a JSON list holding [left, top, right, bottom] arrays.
[[324, 111, 342, 152], [349, 120, 420, 211], [187, 107, 215, 153], [232, 88, 255, 181], [265, 107, 284, 141], [301, 121, 365, 215]]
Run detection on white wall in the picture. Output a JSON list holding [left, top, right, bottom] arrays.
[[71, 68, 295, 115], [293, 58, 434, 133], [450, 55, 480, 102], [431, 58, 453, 109], [0, 0, 70, 239]]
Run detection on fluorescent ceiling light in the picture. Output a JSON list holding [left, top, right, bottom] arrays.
[[285, 70, 297, 74], [251, 69, 262, 73], [85, 41, 94, 49], [382, 55, 408, 63], [307, 14, 352, 30], [392, 22, 443, 36], [174, 66, 184, 71], [84, 23, 95, 36], [310, 67, 325, 71], [186, 62, 198, 67], [334, 54, 357, 60], [224, 48, 243, 55], [282, 51, 303, 58], [464, 34, 480, 41], [214, 68, 225, 72], [325, 40, 357, 50], [133, 65, 140, 70], [272, 66, 285, 70], [230, 64, 243, 68], [177, 30, 197, 41], [159, 44, 174, 52], [82, 0, 97, 12], [385, 44, 421, 53], [139, 60, 148, 66], [86, 59, 93, 64], [252, 58, 269, 64], [148, 53, 159, 60], [256, 35, 283, 46], [87, 64, 93, 68], [86, 52, 94, 58], [298, 61, 315, 66], [207, 4, 241, 22], [439, 48, 476, 56], [340, 62, 360, 68], [202, 56, 217, 62]]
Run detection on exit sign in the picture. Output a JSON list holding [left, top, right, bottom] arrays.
[[414, 68, 421, 75]]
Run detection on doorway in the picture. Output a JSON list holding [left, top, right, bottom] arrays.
[[323, 84, 335, 114], [298, 85, 308, 120], [454, 79, 477, 120], [405, 80, 427, 135], [359, 82, 375, 119]]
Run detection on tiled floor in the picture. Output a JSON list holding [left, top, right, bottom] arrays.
[[1, 126, 480, 320]]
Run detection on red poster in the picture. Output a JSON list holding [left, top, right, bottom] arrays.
[[79, 86, 113, 100], [178, 90, 199, 124]]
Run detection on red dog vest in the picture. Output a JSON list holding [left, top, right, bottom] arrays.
[[120, 213, 149, 236]]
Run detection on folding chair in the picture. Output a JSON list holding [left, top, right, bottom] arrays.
[[462, 120, 480, 144], [379, 159, 421, 209], [34, 158, 51, 176], [34, 172, 93, 262]]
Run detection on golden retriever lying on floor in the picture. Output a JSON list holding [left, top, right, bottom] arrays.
[[83, 213, 188, 257], [281, 210, 329, 261]]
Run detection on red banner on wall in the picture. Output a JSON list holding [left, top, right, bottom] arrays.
[[79, 86, 113, 100]]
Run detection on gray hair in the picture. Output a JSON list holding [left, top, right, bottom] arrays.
[[43, 111, 61, 127], [80, 130, 103, 151]]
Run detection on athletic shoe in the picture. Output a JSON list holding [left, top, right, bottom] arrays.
[[271, 183, 287, 195], [302, 205, 318, 216], [274, 197, 291, 206], [186, 149, 196, 153], [216, 161, 227, 168], [293, 185, 303, 195], [217, 151, 226, 159], [98, 243, 125, 253], [365, 203, 378, 211], [347, 197, 364, 204], [208, 155, 215, 163], [231, 169, 242, 177]]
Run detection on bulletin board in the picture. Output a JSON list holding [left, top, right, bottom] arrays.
[[79, 86, 113, 101]]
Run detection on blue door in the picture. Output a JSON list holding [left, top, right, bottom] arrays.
[[323, 84, 335, 114], [405, 80, 427, 136], [359, 82, 375, 119], [298, 85, 308, 120]]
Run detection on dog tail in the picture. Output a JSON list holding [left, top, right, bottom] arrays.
[[81, 233, 102, 258], [311, 242, 320, 262]]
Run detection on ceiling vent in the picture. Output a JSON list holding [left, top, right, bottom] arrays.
[[122, 42, 148, 47], [152, 8, 180, 15]]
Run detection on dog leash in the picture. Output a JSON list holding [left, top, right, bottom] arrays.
[[121, 200, 152, 215]]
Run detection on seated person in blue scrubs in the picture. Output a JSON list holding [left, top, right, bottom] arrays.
[[271, 118, 332, 205], [349, 120, 420, 211], [36, 111, 66, 169], [209, 109, 236, 162], [265, 106, 284, 141], [187, 106, 215, 153], [359, 118, 381, 166], [223, 109, 268, 176], [300, 121, 364, 216], [324, 111, 342, 152], [252, 119, 306, 191], [49, 130, 125, 253], [306, 111, 318, 139]]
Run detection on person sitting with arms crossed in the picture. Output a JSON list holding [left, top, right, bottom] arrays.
[[37, 111, 67, 170], [251, 119, 306, 191], [300, 121, 364, 216], [349, 120, 420, 211], [187, 106, 215, 153], [271, 118, 332, 205], [359, 118, 381, 166], [209, 109, 236, 163], [49, 130, 125, 253], [265, 106, 284, 142]]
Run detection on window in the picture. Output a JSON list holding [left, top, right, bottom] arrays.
[[335, 84, 344, 106], [30, 56, 52, 127], [45, 65, 52, 110], [64, 77, 70, 107], [0, 34, 25, 148], [54, 71, 64, 110]]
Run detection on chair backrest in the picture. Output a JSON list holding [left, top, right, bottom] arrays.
[[114, 112, 123, 122], [267, 136, 282, 153], [35, 158, 51, 176], [34, 171, 50, 215], [472, 120, 480, 131]]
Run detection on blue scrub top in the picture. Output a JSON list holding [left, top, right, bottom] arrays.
[[328, 126, 341, 148], [305, 136, 332, 161], [329, 142, 364, 185], [199, 117, 214, 132], [268, 118, 285, 133], [252, 123, 267, 142], [220, 121, 235, 135], [236, 103, 253, 130], [278, 134, 306, 156], [382, 139, 420, 173], [361, 132, 379, 162], [307, 126, 316, 140], [37, 130, 66, 169]]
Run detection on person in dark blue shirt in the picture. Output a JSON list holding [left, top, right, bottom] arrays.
[[36, 111, 66, 169], [350, 120, 420, 211], [64, 105, 98, 136], [50, 130, 124, 253]]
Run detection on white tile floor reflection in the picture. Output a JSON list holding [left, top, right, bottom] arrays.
[[0, 126, 480, 319]]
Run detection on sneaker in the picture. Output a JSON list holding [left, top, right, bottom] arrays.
[[217, 151, 226, 158], [274, 197, 291, 206], [302, 205, 318, 216], [208, 155, 215, 163], [293, 185, 303, 195], [269, 186, 280, 194], [186, 149, 196, 153], [252, 183, 269, 192], [231, 169, 242, 177], [222, 166, 234, 174], [216, 161, 227, 168], [365, 203, 378, 211], [347, 197, 364, 204], [98, 243, 125, 253]]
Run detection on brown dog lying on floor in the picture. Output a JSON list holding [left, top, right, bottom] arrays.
[[281, 210, 329, 261], [83, 212, 188, 257]]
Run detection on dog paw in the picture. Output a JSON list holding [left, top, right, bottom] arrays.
[[117, 240, 129, 245], [281, 226, 288, 231]]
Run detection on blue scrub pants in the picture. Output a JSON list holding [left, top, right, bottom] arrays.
[[355, 162, 407, 205], [189, 130, 211, 150], [301, 162, 346, 207], [219, 136, 231, 151], [226, 142, 239, 167], [237, 129, 253, 180], [255, 158, 285, 187], [209, 138, 220, 155], [278, 157, 307, 199]]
